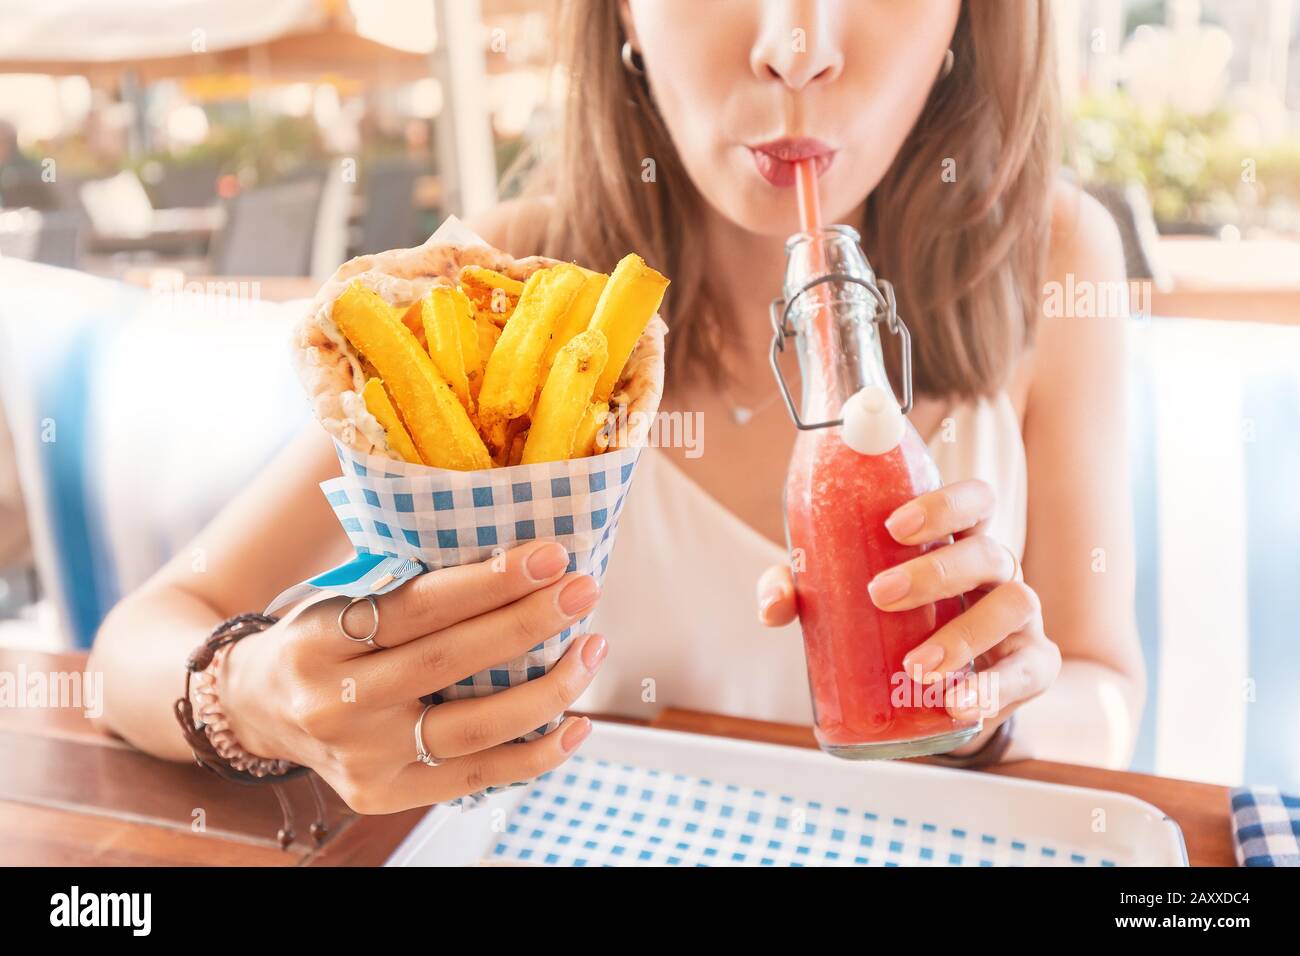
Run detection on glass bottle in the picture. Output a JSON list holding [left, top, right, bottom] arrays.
[[770, 225, 981, 758]]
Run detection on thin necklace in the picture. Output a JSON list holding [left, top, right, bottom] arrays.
[[720, 380, 782, 425]]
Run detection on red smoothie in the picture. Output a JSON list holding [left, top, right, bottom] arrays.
[[785, 420, 968, 749]]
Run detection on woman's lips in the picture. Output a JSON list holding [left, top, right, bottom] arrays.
[[748, 138, 836, 187]]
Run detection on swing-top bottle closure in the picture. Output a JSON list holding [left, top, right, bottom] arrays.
[[769, 225, 914, 456]]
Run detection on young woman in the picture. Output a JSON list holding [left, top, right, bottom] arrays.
[[91, 0, 1143, 814]]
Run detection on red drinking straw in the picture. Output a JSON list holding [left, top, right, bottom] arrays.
[[793, 158, 837, 394], [795, 157, 823, 235]]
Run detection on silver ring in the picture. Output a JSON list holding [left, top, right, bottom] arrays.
[[1004, 543, 1024, 583], [338, 595, 384, 649], [415, 702, 443, 767]]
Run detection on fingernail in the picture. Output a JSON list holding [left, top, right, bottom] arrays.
[[885, 503, 925, 539], [902, 643, 944, 681], [581, 634, 608, 672], [957, 682, 978, 710], [868, 569, 911, 606], [949, 680, 979, 712], [561, 716, 592, 752], [525, 543, 569, 582], [558, 575, 600, 616], [757, 589, 780, 622]]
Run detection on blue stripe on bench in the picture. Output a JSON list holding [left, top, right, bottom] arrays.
[[1128, 345, 1162, 777], [1242, 376, 1300, 790], [1128, 317, 1300, 790]]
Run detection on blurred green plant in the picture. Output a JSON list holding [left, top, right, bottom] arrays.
[[134, 113, 329, 185], [22, 135, 113, 178], [1070, 91, 1300, 231]]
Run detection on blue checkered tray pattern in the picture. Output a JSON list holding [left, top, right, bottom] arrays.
[[488, 755, 1121, 867], [1231, 787, 1300, 866]]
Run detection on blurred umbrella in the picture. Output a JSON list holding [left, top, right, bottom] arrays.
[[0, 0, 433, 84], [178, 73, 364, 102], [0, 0, 498, 218]]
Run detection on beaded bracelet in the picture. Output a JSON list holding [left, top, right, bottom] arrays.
[[174, 612, 326, 848]]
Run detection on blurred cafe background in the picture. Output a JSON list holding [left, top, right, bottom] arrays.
[[0, 0, 1298, 791]]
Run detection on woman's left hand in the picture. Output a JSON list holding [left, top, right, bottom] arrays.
[[757, 479, 1061, 755]]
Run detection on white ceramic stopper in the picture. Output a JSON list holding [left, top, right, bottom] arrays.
[[840, 386, 904, 456]]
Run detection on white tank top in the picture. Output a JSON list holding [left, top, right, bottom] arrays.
[[577, 393, 1027, 723]]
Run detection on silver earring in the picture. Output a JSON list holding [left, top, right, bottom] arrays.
[[940, 48, 954, 79], [621, 40, 645, 76]]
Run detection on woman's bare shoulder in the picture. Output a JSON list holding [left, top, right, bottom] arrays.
[[1046, 179, 1126, 283], [465, 196, 556, 257], [1010, 180, 1128, 416]]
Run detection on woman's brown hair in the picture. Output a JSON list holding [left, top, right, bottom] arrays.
[[516, 0, 1060, 400]]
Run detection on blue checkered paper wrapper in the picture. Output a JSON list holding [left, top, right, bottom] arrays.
[[1230, 786, 1300, 866], [269, 440, 642, 728], [488, 756, 1122, 867]]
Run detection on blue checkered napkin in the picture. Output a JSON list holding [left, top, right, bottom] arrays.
[[489, 756, 1120, 867], [1231, 787, 1300, 866], [320, 440, 642, 733]]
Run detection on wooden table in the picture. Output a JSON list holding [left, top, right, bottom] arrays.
[[1150, 236, 1300, 327], [0, 649, 1237, 866]]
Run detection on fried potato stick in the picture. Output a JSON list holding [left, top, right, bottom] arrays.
[[457, 294, 485, 402], [506, 429, 528, 467], [361, 377, 421, 464], [493, 415, 528, 467], [523, 329, 609, 465], [541, 266, 608, 381], [460, 266, 523, 327], [570, 401, 611, 458], [421, 286, 478, 412], [397, 301, 428, 350], [333, 282, 491, 471], [588, 254, 669, 404], [479, 265, 586, 448], [474, 307, 501, 368]]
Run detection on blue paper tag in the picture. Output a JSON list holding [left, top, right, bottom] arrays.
[[265, 553, 427, 616]]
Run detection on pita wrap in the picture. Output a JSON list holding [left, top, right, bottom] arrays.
[[291, 234, 667, 463]]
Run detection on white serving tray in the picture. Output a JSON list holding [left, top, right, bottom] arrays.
[[387, 721, 1187, 867]]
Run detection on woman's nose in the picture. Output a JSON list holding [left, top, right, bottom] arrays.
[[750, 0, 845, 91]]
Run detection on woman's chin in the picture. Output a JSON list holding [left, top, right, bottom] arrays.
[[711, 188, 809, 239], [704, 173, 863, 239]]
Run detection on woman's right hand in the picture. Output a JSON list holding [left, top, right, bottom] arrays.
[[218, 541, 605, 814]]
